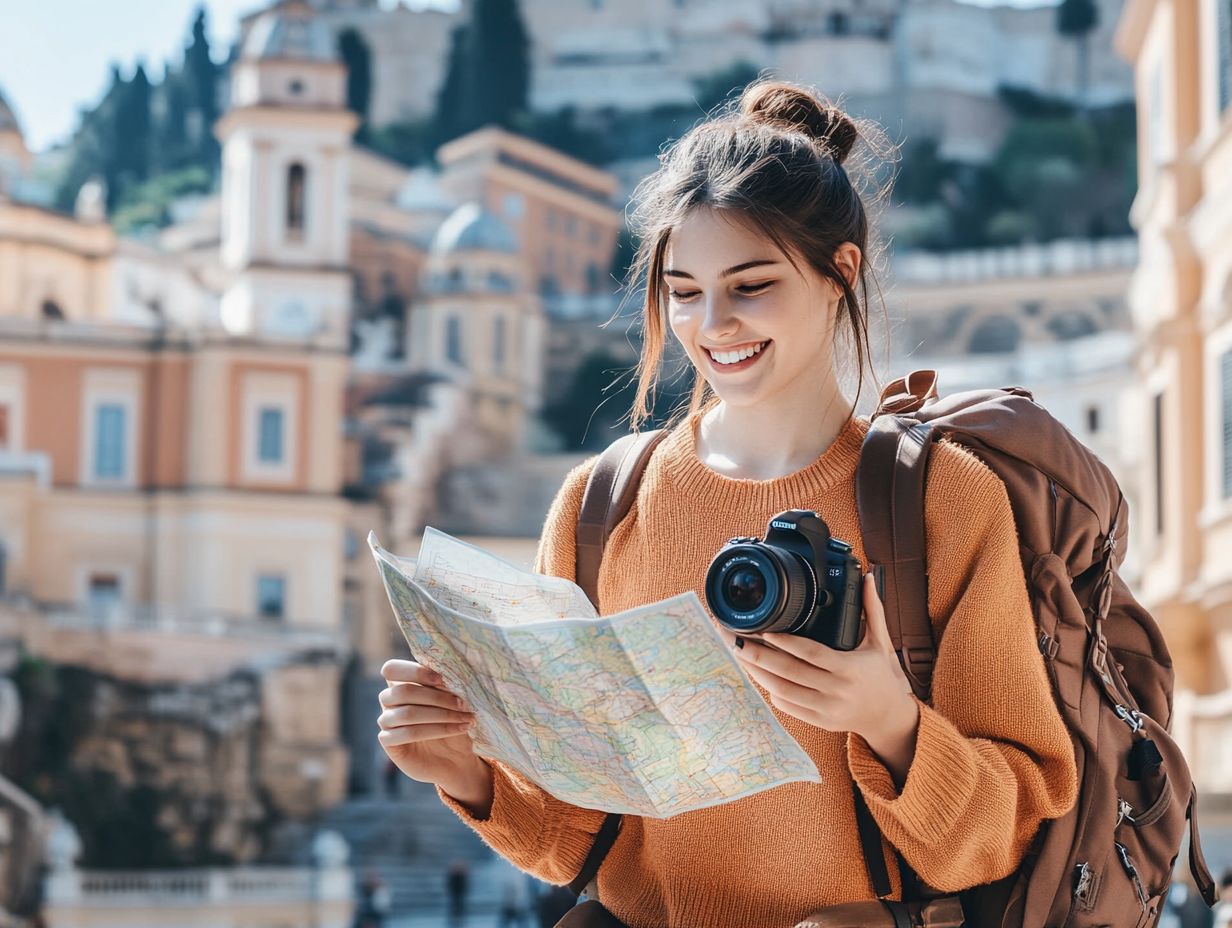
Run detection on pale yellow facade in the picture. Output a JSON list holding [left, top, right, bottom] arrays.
[[436, 127, 623, 303], [1115, 0, 1232, 810]]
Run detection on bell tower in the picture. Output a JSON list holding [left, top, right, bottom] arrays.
[[215, 0, 358, 346]]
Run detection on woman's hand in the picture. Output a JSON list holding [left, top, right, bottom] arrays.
[[723, 572, 920, 785], [378, 659, 494, 815]]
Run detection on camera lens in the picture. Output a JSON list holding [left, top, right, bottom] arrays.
[[704, 544, 817, 633], [722, 566, 766, 613]]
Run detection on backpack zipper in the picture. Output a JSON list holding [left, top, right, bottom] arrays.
[[1115, 842, 1149, 910], [1073, 861, 1094, 907]]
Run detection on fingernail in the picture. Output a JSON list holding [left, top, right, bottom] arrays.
[[735, 636, 744, 650]]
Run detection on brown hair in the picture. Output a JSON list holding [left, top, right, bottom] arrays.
[[623, 78, 895, 430]]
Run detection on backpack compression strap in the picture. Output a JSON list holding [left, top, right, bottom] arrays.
[[568, 428, 666, 899]]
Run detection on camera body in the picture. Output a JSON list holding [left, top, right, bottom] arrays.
[[704, 509, 864, 650]]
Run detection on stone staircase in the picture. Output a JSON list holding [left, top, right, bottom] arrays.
[[317, 779, 511, 917]]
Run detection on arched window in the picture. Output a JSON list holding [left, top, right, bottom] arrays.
[[286, 163, 306, 236], [1047, 311, 1098, 341], [968, 315, 1022, 354], [41, 300, 64, 320]]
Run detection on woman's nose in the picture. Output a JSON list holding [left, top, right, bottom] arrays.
[[699, 293, 739, 339]]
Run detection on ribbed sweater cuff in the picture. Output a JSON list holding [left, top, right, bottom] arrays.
[[847, 702, 979, 844], [437, 760, 602, 881]]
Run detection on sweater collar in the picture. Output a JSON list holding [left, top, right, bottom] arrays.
[[654, 412, 870, 511]]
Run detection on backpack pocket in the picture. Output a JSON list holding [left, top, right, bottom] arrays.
[[1061, 709, 1191, 927]]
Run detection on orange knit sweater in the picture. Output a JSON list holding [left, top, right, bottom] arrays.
[[438, 413, 1078, 928]]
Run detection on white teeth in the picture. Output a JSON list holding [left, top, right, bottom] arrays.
[[708, 342, 767, 365]]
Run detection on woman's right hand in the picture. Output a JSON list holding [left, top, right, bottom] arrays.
[[378, 659, 493, 813]]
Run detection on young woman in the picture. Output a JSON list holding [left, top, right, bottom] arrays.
[[376, 80, 1078, 928]]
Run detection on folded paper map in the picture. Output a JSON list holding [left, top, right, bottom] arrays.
[[369, 527, 821, 818]]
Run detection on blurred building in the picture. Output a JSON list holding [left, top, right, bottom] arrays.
[[0, 6, 622, 883], [289, 0, 1133, 165], [1115, 0, 1232, 858], [887, 238, 1142, 574]]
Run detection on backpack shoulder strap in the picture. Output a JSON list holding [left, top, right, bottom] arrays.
[[856, 374, 939, 700], [565, 430, 665, 902], [575, 429, 667, 610]]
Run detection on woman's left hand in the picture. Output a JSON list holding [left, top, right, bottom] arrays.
[[722, 572, 920, 782]]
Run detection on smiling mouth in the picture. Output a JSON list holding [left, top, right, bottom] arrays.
[[706, 341, 770, 366]]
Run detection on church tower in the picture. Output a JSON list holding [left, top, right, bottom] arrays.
[[215, 0, 358, 347]]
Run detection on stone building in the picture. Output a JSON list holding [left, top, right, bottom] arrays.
[[1115, 0, 1232, 861]]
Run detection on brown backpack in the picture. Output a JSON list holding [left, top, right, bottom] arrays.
[[566, 371, 1218, 927]]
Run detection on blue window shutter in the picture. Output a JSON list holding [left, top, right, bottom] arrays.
[[257, 574, 286, 620], [258, 407, 284, 464], [94, 404, 126, 479]]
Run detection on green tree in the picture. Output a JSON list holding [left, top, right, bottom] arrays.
[[156, 68, 193, 173], [185, 7, 219, 169], [993, 118, 1096, 240], [1056, 0, 1099, 106], [433, 0, 531, 145], [115, 63, 152, 193], [338, 28, 372, 141], [433, 26, 467, 144], [54, 64, 128, 212]]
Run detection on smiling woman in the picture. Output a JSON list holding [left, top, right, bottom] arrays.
[[377, 79, 1079, 928]]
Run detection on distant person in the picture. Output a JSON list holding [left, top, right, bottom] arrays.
[[356, 871, 392, 928], [497, 867, 532, 928], [446, 858, 469, 928], [1214, 869, 1232, 928]]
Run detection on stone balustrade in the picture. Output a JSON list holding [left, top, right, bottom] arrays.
[[892, 237, 1139, 284]]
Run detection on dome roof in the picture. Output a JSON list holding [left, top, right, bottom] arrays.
[[0, 87, 21, 135], [242, 0, 336, 62], [431, 202, 519, 256]]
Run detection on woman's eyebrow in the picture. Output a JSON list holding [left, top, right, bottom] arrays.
[[661, 259, 780, 280]]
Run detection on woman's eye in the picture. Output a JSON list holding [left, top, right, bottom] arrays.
[[737, 281, 773, 295], [668, 289, 700, 301]]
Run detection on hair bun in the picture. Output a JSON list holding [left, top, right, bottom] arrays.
[[739, 81, 859, 165]]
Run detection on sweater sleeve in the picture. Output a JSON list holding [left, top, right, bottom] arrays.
[[436, 455, 611, 885], [846, 442, 1078, 893]]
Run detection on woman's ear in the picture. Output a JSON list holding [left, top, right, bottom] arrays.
[[834, 242, 862, 290]]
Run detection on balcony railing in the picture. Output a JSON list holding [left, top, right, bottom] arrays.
[[892, 237, 1139, 285], [36, 601, 346, 649]]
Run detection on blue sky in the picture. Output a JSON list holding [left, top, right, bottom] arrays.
[[0, 0, 454, 152], [2, 0, 1048, 154]]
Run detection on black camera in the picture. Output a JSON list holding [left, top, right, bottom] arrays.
[[704, 510, 864, 650]]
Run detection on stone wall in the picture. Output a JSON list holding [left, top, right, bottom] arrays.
[[3, 652, 347, 867]]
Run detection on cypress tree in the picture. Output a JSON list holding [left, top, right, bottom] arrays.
[[184, 7, 219, 167], [433, 25, 467, 145], [432, 0, 531, 145], [1056, 0, 1099, 106], [465, 0, 530, 130], [116, 63, 152, 189], [338, 28, 372, 140]]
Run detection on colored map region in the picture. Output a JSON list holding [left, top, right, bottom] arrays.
[[369, 528, 820, 818]]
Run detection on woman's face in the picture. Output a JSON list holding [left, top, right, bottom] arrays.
[[663, 207, 857, 412]]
